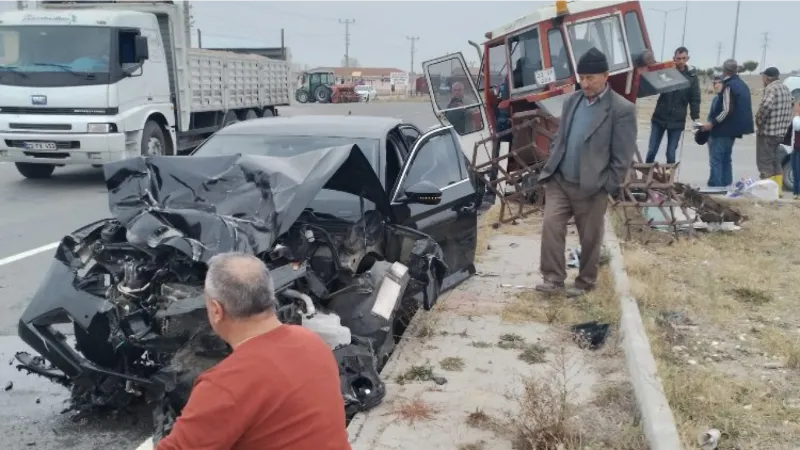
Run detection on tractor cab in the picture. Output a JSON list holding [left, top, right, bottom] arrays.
[[296, 70, 337, 104], [422, 0, 690, 222]]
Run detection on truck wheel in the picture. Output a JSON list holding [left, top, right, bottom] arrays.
[[296, 90, 309, 103], [261, 108, 274, 117], [15, 162, 55, 179], [141, 121, 166, 157], [243, 109, 258, 121], [221, 111, 238, 128], [314, 85, 331, 103]]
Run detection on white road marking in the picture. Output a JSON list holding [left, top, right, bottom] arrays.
[[135, 437, 153, 450], [0, 242, 59, 267]]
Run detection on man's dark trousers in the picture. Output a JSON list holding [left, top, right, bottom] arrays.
[[708, 136, 735, 187], [645, 121, 682, 164]]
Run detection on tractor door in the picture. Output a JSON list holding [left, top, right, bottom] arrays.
[[309, 72, 322, 93], [422, 53, 490, 167]]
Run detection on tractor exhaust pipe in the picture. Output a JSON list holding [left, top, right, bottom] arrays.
[[467, 40, 482, 62]]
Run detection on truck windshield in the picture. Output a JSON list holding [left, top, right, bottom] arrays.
[[0, 25, 111, 80]]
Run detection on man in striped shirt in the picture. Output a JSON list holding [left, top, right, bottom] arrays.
[[755, 67, 793, 193], [701, 59, 755, 187]]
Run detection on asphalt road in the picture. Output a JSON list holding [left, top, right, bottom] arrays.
[[0, 98, 763, 450]]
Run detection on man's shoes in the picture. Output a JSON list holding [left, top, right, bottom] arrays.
[[534, 280, 565, 294], [566, 285, 592, 298]]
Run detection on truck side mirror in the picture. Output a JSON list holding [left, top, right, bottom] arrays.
[[134, 36, 149, 62]]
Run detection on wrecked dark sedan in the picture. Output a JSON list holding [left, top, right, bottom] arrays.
[[15, 115, 480, 440]]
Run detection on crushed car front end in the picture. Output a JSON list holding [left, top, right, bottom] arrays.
[[15, 147, 448, 439]]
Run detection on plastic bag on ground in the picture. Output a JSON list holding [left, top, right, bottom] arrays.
[[725, 178, 779, 200]]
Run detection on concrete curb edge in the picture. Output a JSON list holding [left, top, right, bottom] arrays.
[[604, 216, 684, 450]]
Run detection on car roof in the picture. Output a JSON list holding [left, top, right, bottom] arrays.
[[215, 115, 404, 140]]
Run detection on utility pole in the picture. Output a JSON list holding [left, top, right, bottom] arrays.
[[406, 36, 419, 96], [716, 42, 723, 66], [183, 0, 194, 47], [197, 29, 202, 49], [681, 1, 688, 46], [731, 0, 741, 59], [760, 32, 769, 69], [339, 19, 355, 68], [649, 7, 683, 61]]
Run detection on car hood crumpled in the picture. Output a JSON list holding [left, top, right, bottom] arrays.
[[102, 145, 392, 263]]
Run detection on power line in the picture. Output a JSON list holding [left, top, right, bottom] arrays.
[[760, 31, 769, 69], [406, 36, 419, 95], [339, 19, 355, 68]]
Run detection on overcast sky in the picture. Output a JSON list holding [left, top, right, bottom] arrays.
[[186, 0, 796, 73], [4, 1, 796, 74]]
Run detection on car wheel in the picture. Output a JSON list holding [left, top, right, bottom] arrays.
[[792, 89, 800, 102], [15, 162, 55, 179]]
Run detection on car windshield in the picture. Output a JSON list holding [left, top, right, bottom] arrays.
[[193, 134, 382, 221]]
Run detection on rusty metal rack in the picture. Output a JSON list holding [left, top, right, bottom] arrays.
[[610, 157, 700, 242], [470, 110, 558, 227]]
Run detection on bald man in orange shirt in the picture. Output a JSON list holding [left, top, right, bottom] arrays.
[[156, 252, 352, 450]]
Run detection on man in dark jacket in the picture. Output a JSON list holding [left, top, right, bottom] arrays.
[[645, 47, 701, 165], [701, 59, 755, 187]]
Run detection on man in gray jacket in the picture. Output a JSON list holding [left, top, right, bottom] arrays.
[[535, 48, 638, 298]]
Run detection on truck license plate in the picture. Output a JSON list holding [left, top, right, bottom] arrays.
[[24, 142, 57, 150]]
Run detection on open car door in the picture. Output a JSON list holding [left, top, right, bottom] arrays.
[[422, 53, 491, 170]]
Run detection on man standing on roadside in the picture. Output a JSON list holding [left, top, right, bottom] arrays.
[[755, 67, 793, 194], [157, 252, 352, 450], [701, 59, 755, 187], [645, 47, 700, 166], [534, 48, 637, 298]]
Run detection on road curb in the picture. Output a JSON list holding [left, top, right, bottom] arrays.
[[603, 216, 684, 450]]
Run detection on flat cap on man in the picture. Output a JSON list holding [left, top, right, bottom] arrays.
[[577, 48, 609, 75], [761, 67, 780, 78]]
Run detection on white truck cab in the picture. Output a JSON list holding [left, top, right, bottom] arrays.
[[0, 1, 291, 179], [0, 8, 168, 178]]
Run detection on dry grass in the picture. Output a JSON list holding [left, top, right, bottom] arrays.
[[501, 266, 618, 326], [509, 347, 647, 450], [619, 200, 800, 448], [476, 202, 542, 260], [387, 397, 439, 425], [439, 356, 466, 372]]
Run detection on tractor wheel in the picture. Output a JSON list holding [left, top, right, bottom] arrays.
[[314, 85, 331, 103], [296, 90, 310, 104]]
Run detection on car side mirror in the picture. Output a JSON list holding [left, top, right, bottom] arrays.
[[403, 180, 442, 205], [134, 35, 149, 62]]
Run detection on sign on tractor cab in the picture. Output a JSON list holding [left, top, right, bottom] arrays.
[[422, 0, 690, 143]]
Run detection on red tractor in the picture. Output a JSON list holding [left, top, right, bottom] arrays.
[[422, 0, 689, 222]]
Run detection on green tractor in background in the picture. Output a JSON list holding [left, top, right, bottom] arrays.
[[295, 70, 360, 104]]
